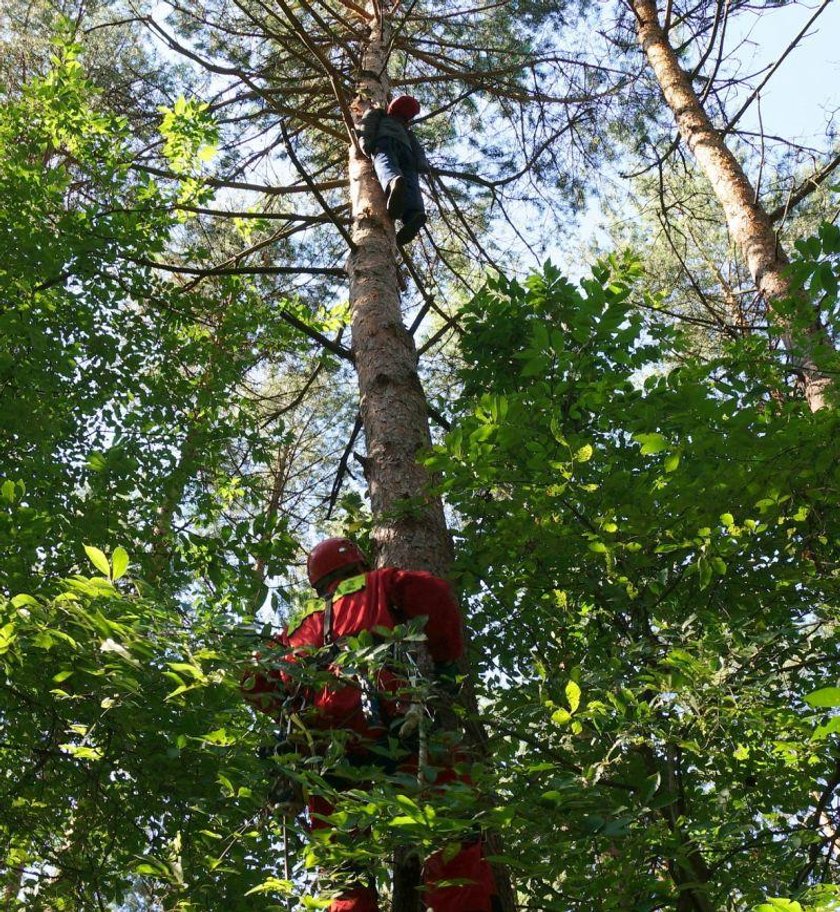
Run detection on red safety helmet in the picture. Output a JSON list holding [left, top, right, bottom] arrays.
[[387, 95, 421, 122], [307, 538, 368, 592]]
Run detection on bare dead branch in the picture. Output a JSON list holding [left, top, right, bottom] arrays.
[[325, 414, 363, 518], [131, 162, 348, 196], [723, 0, 834, 135], [130, 257, 346, 278]]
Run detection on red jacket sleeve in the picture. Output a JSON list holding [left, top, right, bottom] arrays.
[[240, 634, 290, 717], [380, 568, 464, 663]]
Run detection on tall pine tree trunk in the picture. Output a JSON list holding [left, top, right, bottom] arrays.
[[631, 0, 833, 411], [348, 15, 446, 912], [346, 7, 515, 911], [348, 13, 452, 575]]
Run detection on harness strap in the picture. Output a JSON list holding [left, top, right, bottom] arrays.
[[323, 592, 334, 647]]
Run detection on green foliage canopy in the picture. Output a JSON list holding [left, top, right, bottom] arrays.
[[426, 257, 840, 910]]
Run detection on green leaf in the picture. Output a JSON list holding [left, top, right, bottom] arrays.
[[634, 432, 668, 455], [697, 557, 712, 590], [711, 557, 727, 576], [84, 545, 111, 577], [574, 444, 593, 462], [245, 878, 293, 897], [60, 744, 104, 761], [812, 717, 840, 741], [0, 623, 17, 654], [167, 661, 205, 680], [111, 546, 129, 580], [200, 728, 235, 746], [134, 865, 158, 876], [754, 900, 803, 912], [663, 451, 680, 472], [565, 680, 581, 713], [551, 708, 571, 725], [805, 687, 840, 708]]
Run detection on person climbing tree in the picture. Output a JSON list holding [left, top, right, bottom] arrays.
[[358, 95, 430, 245], [241, 537, 498, 912]]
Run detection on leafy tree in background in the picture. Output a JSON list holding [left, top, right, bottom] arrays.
[[0, 37, 305, 911], [427, 254, 840, 911]]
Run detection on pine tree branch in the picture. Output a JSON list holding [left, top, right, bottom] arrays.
[[426, 404, 451, 431], [277, 309, 353, 360], [131, 162, 347, 196], [431, 176, 503, 272], [130, 258, 345, 278], [331, 0, 372, 21], [768, 151, 840, 224], [325, 414, 364, 518], [296, 0, 363, 63], [399, 250, 465, 340], [272, 0, 363, 150], [145, 14, 349, 144], [176, 205, 350, 223], [280, 122, 357, 250]]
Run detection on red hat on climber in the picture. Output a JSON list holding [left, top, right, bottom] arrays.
[[307, 538, 368, 595], [387, 95, 421, 122]]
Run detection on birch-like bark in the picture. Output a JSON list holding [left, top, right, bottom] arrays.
[[632, 0, 833, 412]]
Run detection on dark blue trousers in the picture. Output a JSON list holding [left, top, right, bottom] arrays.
[[372, 137, 424, 220]]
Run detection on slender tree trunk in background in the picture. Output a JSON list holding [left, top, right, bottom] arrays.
[[632, 0, 833, 411], [346, 7, 515, 912], [641, 745, 715, 912], [149, 422, 201, 583], [254, 441, 288, 584], [3, 865, 24, 908]]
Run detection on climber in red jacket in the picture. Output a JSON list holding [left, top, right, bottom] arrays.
[[242, 537, 497, 912]]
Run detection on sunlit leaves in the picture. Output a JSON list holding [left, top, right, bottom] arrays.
[[112, 546, 130, 580], [84, 545, 111, 577], [159, 97, 219, 175], [431, 257, 840, 910], [633, 432, 668, 455], [565, 680, 581, 714], [804, 688, 840, 708]]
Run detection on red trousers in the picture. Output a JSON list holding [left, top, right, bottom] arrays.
[[309, 793, 496, 912]]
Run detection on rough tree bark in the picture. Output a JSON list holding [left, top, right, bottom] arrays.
[[345, 5, 515, 912], [631, 0, 833, 412], [348, 15, 452, 576]]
